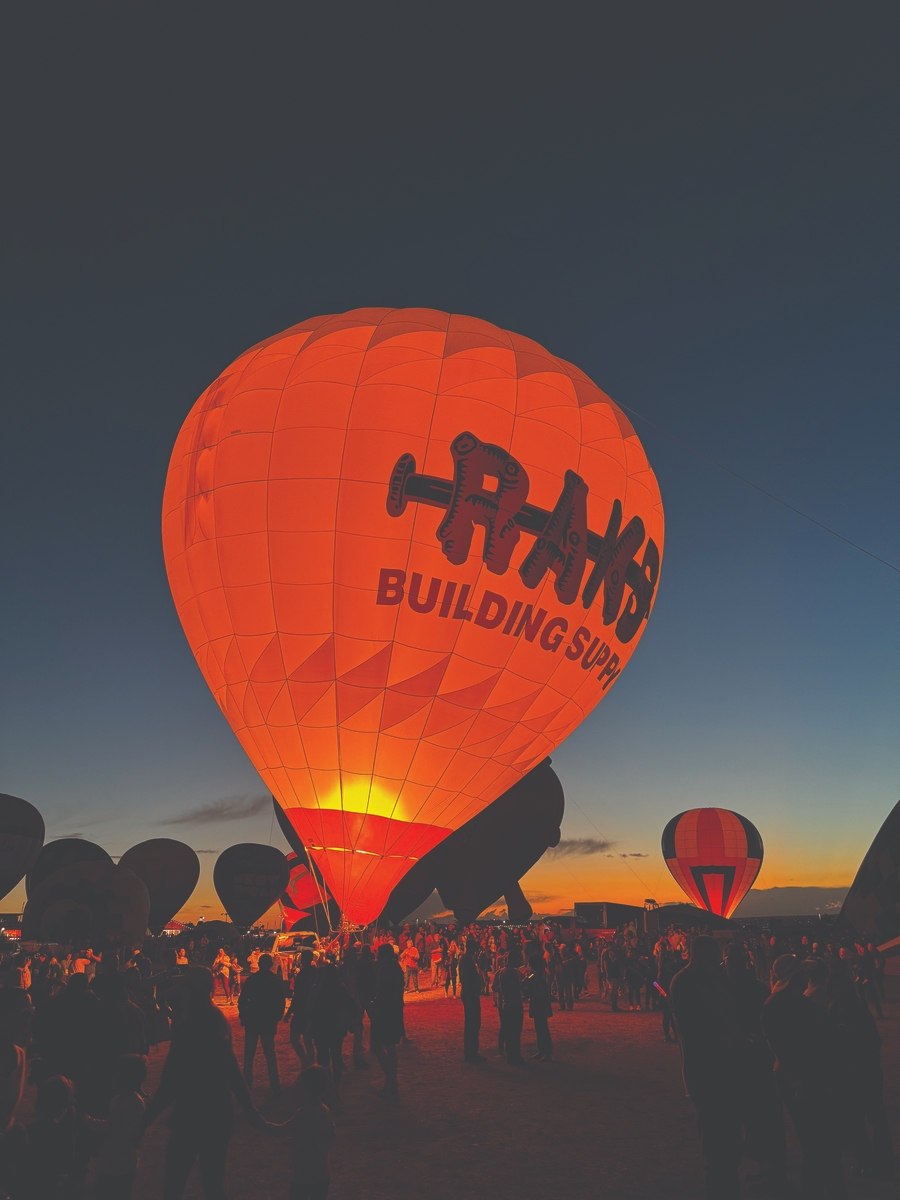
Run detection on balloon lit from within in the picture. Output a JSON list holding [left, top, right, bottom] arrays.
[[662, 808, 763, 918], [163, 309, 664, 923]]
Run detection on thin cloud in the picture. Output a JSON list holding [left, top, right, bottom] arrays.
[[622, 852, 649, 858], [523, 893, 560, 904], [158, 794, 270, 827], [545, 837, 613, 859]]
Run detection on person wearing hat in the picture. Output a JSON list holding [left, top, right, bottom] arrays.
[[761, 954, 847, 1199], [669, 936, 743, 1199]]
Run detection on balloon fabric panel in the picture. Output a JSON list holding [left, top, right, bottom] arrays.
[[164, 309, 664, 923]]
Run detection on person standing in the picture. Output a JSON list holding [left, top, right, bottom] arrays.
[[286, 949, 316, 1068], [306, 962, 357, 1105], [369, 944, 404, 1101], [495, 950, 526, 1066], [761, 955, 847, 1200], [525, 953, 553, 1062], [140, 968, 262, 1200], [238, 954, 285, 1098], [670, 936, 744, 1200], [458, 939, 485, 1064], [399, 942, 420, 993]]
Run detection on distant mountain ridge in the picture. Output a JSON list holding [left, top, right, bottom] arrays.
[[733, 886, 848, 917]]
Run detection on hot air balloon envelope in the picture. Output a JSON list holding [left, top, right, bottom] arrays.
[[842, 799, 900, 951], [214, 844, 290, 931], [0, 795, 44, 904], [163, 309, 664, 922], [118, 839, 201, 935], [28, 839, 112, 898], [662, 808, 763, 918], [22, 862, 150, 945]]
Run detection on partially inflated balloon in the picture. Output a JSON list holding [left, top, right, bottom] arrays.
[[22, 862, 150, 944], [0, 795, 44, 903], [842, 799, 900, 951], [27, 839, 112, 897], [163, 309, 664, 922], [119, 839, 201, 935], [662, 808, 763, 918], [214, 844, 290, 931], [381, 757, 564, 924]]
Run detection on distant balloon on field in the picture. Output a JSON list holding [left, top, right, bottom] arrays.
[[662, 808, 763, 918], [214, 843, 290, 930], [119, 839, 201, 935], [27, 838, 112, 898], [163, 308, 664, 924], [842, 798, 900, 950], [22, 862, 150, 944], [0, 794, 44, 903]]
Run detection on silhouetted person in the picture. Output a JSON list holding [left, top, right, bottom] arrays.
[[141, 967, 261, 1200], [28, 1074, 103, 1198], [356, 945, 377, 1032], [723, 944, 788, 1194], [96, 1054, 147, 1200], [286, 949, 316, 1068], [32, 975, 99, 1103], [761, 955, 847, 1200], [525, 953, 553, 1061], [238, 953, 285, 1097], [0, 989, 32, 1200], [655, 945, 678, 1042], [86, 974, 146, 1118], [337, 944, 367, 1068], [670, 936, 743, 1200], [496, 949, 525, 1065], [369, 944, 404, 1101], [558, 945, 575, 1010], [458, 939, 484, 1064], [826, 964, 894, 1181], [306, 962, 357, 1105]]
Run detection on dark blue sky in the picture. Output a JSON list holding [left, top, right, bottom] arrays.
[[1, 5, 898, 913]]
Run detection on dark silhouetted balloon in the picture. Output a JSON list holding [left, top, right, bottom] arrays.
[[214, 844, 290, 931], [22, 862, 150, 944], [27, 839, 112, 898], [662, 808, 763, 918], [0, 794, 45, 903], [842, 798, 900, 950], [381, 757, 565, 926], [118, 839, 201, 935]]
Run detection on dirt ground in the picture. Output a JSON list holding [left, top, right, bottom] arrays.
[[114, 979, 900, 1200]]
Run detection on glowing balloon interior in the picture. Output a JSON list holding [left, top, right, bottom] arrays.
[[662, 808, 763, 918], [163, 308, 664, 923]]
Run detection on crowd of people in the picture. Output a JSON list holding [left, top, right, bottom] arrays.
[[0, 916, 892, 1199]]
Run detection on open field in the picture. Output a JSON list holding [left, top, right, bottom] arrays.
[[113, 982, 900, 1200]]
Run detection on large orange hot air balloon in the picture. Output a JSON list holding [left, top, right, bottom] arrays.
[[163, 308, 664, 923], [662, 808, 764, 918]]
